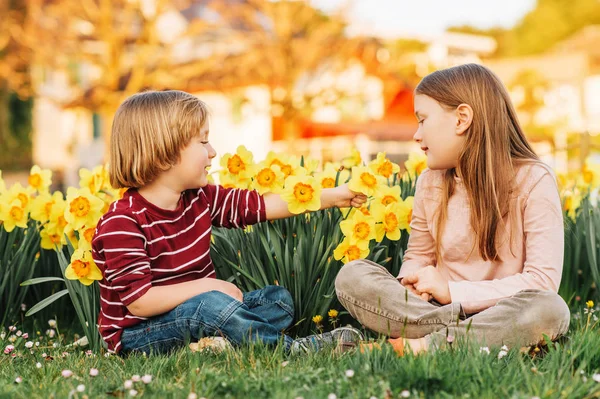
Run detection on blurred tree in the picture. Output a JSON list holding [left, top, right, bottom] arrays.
[[0, 0, 34, 170], [203, 0, 395, 142], [509, 69, 561, 147], [4, 0, 227, 142], [448, 0, 600, 57]]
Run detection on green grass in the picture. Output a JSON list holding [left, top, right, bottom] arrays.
[[2, 307, 600, 399]]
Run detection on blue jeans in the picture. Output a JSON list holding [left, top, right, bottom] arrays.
[[120, 285, 295, 355]]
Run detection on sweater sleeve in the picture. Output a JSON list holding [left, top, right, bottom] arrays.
[[92, 212, 153, 306], [447, 171, 564, 314], [397, 170, 437, 279], [202, 184, 267, 229]]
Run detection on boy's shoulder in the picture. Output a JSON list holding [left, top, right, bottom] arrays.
[[96, 190, 142, 229]]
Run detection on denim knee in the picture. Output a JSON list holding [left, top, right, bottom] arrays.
[[262, 285, 294, 310]]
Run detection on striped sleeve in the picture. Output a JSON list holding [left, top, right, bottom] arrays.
[[92, 212, 153, 306], [201, 184, 267, 229]]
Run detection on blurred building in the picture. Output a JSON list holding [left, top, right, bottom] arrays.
[[271, 31, 498, 167], [38, 0, 587, 181], [485, 25, 600, 171]]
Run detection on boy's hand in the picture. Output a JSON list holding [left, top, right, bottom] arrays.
[[331, 184, 368, 208], [209, 280, 244, 302], [402, 266, 451, 305]]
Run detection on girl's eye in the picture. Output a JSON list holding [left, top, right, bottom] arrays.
[[201, 141, 209, 145], [418, 119, 424, 124]]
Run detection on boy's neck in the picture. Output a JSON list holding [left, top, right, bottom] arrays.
[[138, 181, 182, 211]]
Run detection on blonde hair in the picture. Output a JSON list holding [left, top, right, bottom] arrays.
[[415, 64, 539, 262], [109, 90, 209, 189]]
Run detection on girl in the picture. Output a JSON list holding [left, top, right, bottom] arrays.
[[335, 63, 570, 355]]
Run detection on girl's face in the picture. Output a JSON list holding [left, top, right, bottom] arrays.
[[172, 121, 216, 189], [413, 94, 467, 170]]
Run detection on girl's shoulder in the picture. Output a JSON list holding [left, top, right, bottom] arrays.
[[513, 161, 558, 197], [415, 168, 445, 189]]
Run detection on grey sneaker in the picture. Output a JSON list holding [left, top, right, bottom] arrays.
[[291, 326, 364, 354]]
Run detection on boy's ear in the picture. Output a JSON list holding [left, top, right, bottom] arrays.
[[455, 104, 473, 135]]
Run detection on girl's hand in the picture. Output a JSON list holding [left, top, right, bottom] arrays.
[[400, 278, 432, 302], [402, 266, 451, 305], [331, 184, 368, 208]]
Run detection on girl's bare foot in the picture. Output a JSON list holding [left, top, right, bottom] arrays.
[[360, 337, 428, 356]]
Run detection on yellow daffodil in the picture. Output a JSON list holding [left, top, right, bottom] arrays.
[[218, 172, 246, 189], [64, 249, 102, 286], [586, 300, 594, 309], [371, 202, 402, 242], [64, 187, 105, 230], [341, 148, 362, 169], [47, 199, 68, 231], [302, 156, 320, 175], [63, 223, 80, 250], [374, 185, 401, 206], [28, 165, 52, 193], [314, 163, 350, 189], [576, 161, 600, 191], [556, 173, 568, 191], [281, 175, 322, 214], [220, 145, 256, 181], [397, 196, 415, 232], [79, 165, 107, 194], [30, 191, 65, 224], [340, 210, 376, 243], [4, 182, 33, 211], [369, 152, 400, 179], [563, 190, 582, 221], [348, 166, 384, 197], [327, 309, 338, 318], [333, 237, 370, 264], [252, 163, 285, 195], [265, 152, 301, 179], [312, 315, 323, 324], [405, 152, 428, 177], [40, 225, 67, 250], [0, 199, 28, 232], [344, 203, 372, 221], [77, 224, 97, 251]]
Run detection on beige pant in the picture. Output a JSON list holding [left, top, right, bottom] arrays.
[[335, 260, 570, 349]]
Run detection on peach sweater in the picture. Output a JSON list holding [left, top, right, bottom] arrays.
[[397, 163, 564, 314]]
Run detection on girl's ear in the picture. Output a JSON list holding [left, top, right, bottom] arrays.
[[455, 104, 473, 135]]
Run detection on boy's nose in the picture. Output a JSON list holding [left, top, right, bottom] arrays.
[[208, 144, 217, 158]]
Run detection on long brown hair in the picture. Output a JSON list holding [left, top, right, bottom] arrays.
[[415, 63, 539, 262]]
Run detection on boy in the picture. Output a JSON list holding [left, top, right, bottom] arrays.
[[93, 90, 367, 355]]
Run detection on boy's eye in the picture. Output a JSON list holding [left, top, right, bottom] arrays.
[[201, 141, 209, 145]]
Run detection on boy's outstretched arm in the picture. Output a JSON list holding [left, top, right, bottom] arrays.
[[264, 183, 367, 220]]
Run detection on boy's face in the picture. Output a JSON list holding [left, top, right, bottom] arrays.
[[172, 122, 216, 189]]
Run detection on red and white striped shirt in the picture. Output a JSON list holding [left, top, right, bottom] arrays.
[[92, 185, 266, 353]]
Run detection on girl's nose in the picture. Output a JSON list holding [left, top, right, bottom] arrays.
[[413, 130, 422, 143]]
